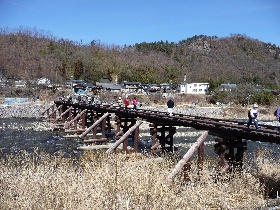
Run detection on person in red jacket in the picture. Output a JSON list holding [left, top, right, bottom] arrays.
[[124, 97, 129, 110]]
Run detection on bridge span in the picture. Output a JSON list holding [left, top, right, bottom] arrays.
[[51, 100, 280, 144], [41, 101, 280, 174]]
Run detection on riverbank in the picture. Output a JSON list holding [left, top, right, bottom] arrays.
[[0, 102, 50, 118]]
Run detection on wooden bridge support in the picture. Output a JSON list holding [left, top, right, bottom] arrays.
[[53, 106, 72, 123], [114, 115, 138, 152], [150, 125, 159, 153], [79, 113, 110, 145], [133, 124, 140, 153], [214, 137, 247, 174], [149, 124, 176, 154], [106, 121, 143, 154], [168, 131, 208, 181], [198, 140, 204, 171], [64, 109, 87, 130], [116, 118, 121, 134], [41, 104, 55, 117], [46, 105, 62, 122], [183, 140, 205, 181], [91, 110, 112, 132], [231, 138, 247, 170]]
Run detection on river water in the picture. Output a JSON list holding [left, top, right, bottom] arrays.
[[0, 118, 83, 158], [0, 118, 280, 160]]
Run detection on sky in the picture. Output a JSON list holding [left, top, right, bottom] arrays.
[[0, 0, 279, 47]]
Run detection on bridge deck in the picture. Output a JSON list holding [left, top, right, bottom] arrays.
[[54, 101, 280, 144]]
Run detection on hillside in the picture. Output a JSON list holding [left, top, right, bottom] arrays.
[[0, 29, 280, 88]]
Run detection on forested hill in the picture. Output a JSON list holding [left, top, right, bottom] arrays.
[[0, 29, 279, 88]]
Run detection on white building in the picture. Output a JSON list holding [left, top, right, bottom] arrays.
[[37, 78, 51, 86], [14, 80, 26, 88], [177, 82, 209, 94]]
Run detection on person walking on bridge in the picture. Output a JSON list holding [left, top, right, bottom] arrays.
[[274, 106, 280, 122], [132, 97, 138, 109], [167, 98, 175, 116], [117, 96, 123, 106], [124, 97, 129, 110], [274, 106, 280, 132], [246, 103, 259, 129]]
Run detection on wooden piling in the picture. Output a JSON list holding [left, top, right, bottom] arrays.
[[41, 104, 55, 116], [46, 105, 62, 121], [167, 131, 208, 181], [105, 121, 143, 154], [64, 109, 87, 129], [79, 112, 110, 139], [53, 106, 72, 123]]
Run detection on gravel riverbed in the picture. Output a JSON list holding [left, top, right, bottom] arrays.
[[0, 103, 50, 119]]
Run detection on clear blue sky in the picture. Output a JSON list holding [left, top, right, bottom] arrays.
[[1, 0, 279, 46]]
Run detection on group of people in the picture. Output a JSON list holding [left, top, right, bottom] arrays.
[[117, 96, 175, 113], [59, 93, 99, 106], [118, 96, 139, 109], [63, 92, 280, 128], [246, 103, 280, 129]]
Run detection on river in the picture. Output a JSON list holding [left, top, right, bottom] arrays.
[[0, 118, 83, 158], [1, 118, 280, 161]]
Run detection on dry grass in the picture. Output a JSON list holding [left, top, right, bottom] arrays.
[[1, 149, 274, 210], [246, 149, 280, 198]]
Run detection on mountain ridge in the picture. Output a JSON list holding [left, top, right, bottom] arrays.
[[0, 30, 279, 89]]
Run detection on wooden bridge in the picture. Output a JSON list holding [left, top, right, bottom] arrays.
[[41, 100, 280, 177]]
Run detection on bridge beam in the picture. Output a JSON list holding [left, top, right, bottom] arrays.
[[149, 124, 176, 154], [214, 137, 248, 174], [47, 105, 62, 122], [114, 114, 140, 152], [106, 121, 143, 154], [168, 131, 208, 181]]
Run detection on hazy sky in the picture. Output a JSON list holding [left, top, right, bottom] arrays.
[[1, 0, 279, 46]]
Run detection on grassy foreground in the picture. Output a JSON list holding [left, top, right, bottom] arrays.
[[0, 149, 279, 210]]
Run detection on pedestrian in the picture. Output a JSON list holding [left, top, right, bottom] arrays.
[[132, 97, 138, 109], [167, 98, 175, 116], [77, 94, 81, 103], [87, 95, 92, 105], [117, 96, 123, 106], [274, 106, 280, 122], [32, 95, 36, 102], [91, 95, 95, 105], [124, 97, 129, 110], [246, 103, 259, 129], [60, 94, 65, 102], [67, 94, 72, 103]]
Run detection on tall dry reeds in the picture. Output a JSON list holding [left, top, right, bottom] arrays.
[[0, 149, 273, 210], [245, 148, 280, 198]]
